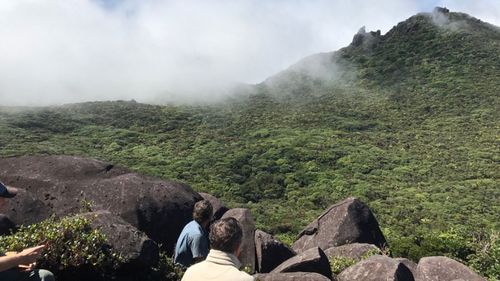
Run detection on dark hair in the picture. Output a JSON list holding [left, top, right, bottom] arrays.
[[209, 218, 242, 253], [193, 200, 213, 224]]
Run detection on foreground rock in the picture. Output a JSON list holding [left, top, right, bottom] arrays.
[[338, 255, 414, 281], [293, 197, 387, 253], [255, 230, 296, 273], [271, 247, 332, 279], [324, 243, 380, 261], [222, 208, 256, 273], [0, 155, 201, 252], [415, 256, 486, 281], [199, 192, 228, 220], [255, 272, 333, 281], [0, 214, 15, 235], [80, 211, 159, 270]]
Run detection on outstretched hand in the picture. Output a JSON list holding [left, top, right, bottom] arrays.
[[17, 245, 45, 265]]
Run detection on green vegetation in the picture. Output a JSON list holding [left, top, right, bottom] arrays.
[[0, 10, 498, 279], [0, 216, 122, 280]]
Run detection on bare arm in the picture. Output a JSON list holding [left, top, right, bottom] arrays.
[[0, 245, 45, 272]]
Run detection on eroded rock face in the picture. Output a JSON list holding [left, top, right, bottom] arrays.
[[271, 247, 332, 279], [80, 210, 159, 270], [255, 272, 333, 281], [416, 256, 486, 281], [0, 214, 15, 235], [338, 255, 414, 281], [222, 208, 256, 273], [0, 155, 201, 253], [199, 192, 228, 220], [293, 197, 387, 253], [255, 230, 296, 273], [324, 243, 380, 261]]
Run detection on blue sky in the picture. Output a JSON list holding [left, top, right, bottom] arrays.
[[0, 0, 498, 105]]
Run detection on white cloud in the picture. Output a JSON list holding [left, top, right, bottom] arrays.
[[0, 0, 496, 106]]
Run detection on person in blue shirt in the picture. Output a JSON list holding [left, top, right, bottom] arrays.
[[174, 200, 213, 267]]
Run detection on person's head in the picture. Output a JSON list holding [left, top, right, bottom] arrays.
[[193, 200, 213, 226], [209, 217, 243, 255]]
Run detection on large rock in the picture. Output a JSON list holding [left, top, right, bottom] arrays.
[[199, 192, 228, 220], [222, 208, 256, 273], [255, 272, 333, 281], [80, 210, 159, 270], [324, 243, 380, 261], [415, 256, 486, 281], [0, 188, 52, 226], [0, 155, 202, 253], [271, 247, 332, 279], [293, 197, 387, 253], [255, 230, 296, 273], [338, 255, 414, 281]]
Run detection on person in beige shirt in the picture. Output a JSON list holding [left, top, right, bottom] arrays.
[[181, 217, 254, 281]]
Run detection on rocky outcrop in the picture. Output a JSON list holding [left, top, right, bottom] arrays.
[[255, 230, 296, 273], [415, 256, 486, 281], [338, 255, 414, 281], [324, 243, 380, 261], [271, 247, 332, 279], [80, 211, 159, 270], [0, 155, 201, 253], [222, 208, 256, 273], [255, 272, 333, 281], [199, 192, 228, 220], [293, 197, 387, 253]]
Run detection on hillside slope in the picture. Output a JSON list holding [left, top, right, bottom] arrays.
[[0, 7, 499, 279]]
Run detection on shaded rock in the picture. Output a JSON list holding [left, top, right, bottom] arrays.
[[80, 210, 159, 270], [255, 272, 333, 281], [416, 256, 486, 281], [395, 258, 417, 277], [255, 230, 296, 273], [338, 255, 414, 281], [222, 208, 256, 273], [293, 197, 387, 253], [324, 243, 380, 261], [0, 214, 16, 235], [271, 247, 332, 279], [0, 155, 201, 253], [199, 192, 228, 220], [0, 188, 52, 226]]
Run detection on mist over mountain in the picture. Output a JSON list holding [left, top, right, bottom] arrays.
[[0, 7, 499, 280]]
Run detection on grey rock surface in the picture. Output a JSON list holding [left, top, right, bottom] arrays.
[[255, 272, 334, 281], [416, 256, 486, 281], [338, 255, 414, 281], [255, 229, 296, 273], [222, 208, 256, 273], [293, 197, 387, 253], [271, 247, 332, 279]]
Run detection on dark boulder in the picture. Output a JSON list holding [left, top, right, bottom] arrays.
[[324, 243, 380, 261], [80, 210, 159, 270], [0, 214, 16, 235], [0, 187, 52, 226], [222, 208, 256, 273], [293, 197, 387, 253], [271, 247, 332, 279], [255, 230, 296, 273], [255, 272, 333, 281], [338, 255, 414, 281], [199, 192, 228, 220], [415, 256, 486, 281], [0, 155, 201, 253]]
